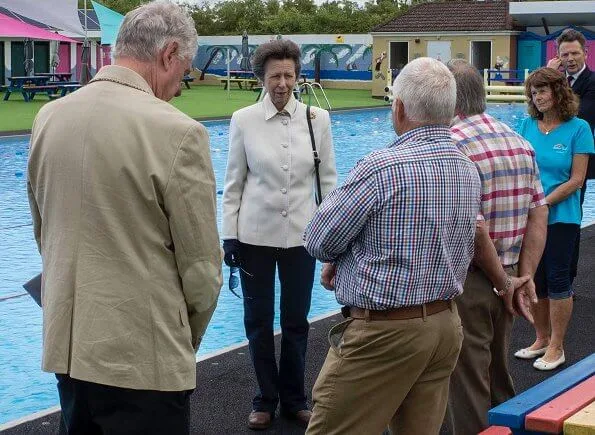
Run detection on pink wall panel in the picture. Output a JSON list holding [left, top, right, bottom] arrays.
[[101, 45, 112, 66], [546, 40, 557, 65]]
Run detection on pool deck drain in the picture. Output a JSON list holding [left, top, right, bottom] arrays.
[[2, 224, 594, 435]]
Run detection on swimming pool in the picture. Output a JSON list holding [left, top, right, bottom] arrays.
[[1, 105, 594, 425]]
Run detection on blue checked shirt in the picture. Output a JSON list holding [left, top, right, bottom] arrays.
[[304, 126, 481, 309]]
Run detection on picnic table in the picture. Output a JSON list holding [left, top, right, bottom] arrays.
[[221, 71, 259, 90], [36, 72, 73, 82], [3, 76, 82, 102], [4, 76, 50, 101], [228, 70, 255, 78]]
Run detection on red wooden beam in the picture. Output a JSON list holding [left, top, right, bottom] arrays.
[[525, 375, 595, 433]]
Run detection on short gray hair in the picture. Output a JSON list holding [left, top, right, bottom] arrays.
[[251, 39, 301, 81], [392, 57, 456, 125], [447, 59, 486, 116], [114, 1, 198, 62]]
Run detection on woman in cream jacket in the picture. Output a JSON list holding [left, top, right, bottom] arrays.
[[222, 39, 336, 430]]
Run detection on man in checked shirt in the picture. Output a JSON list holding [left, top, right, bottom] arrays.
[[304, 57, 500, 435], [445, 59, 549, 435]]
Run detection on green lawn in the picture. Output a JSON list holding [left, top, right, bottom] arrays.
[[0, 85, 387, 133]]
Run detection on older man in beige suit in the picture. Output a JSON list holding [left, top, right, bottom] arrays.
[[26, 2, 221, 433]]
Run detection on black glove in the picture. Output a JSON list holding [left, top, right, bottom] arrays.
[[223, 239, 242, 267]]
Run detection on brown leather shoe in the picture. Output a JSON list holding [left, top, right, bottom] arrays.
[[248, 411, 272, 430], [293, 409, 312, 428]]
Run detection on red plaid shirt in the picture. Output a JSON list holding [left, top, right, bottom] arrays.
[[451, 113, 547, 266]]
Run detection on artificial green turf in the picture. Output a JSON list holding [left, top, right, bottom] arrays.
[[0, 85, 387, 133]]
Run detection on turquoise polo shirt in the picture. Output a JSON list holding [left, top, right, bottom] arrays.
[[519, 117, 594, 225]]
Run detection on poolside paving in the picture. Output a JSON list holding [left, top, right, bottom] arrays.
[[3, 224, 595, 435]]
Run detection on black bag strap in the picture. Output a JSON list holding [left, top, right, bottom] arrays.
[[307, 105, 323, 206]]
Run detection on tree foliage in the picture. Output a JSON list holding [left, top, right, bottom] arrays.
[[79, 0, 143, 15], [90, 0, 407, 35]]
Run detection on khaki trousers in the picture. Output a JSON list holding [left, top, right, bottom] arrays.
[[445, 267, 516, 435], [306, 304, 463, 435]]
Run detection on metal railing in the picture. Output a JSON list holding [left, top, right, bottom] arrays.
[[298, 82, 332, 111], [256, 82, 332, 112]]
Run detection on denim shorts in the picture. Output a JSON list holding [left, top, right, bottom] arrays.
[[534, 223, 580, 300]]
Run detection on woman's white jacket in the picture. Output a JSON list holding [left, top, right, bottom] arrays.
[[222, 94, 337, 248]]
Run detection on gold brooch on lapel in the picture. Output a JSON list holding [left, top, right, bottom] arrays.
[[308, 110, 317, 120]]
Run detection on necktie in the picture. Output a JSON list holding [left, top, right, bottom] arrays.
[[568, 76, 574, 87]]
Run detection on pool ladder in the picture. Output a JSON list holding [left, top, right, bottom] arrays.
[[297, 82, 332, 112], [257, 82, 332, 112]]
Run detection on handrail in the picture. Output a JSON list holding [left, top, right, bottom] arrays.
[[299, 82, 332, 112], [257, 82, 332, 112]]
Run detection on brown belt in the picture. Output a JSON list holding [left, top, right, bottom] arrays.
[[345, 300, 453, 321]]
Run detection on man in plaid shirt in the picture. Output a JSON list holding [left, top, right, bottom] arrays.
[[445, 60, 549, 435], [303, 58, 481, 434]]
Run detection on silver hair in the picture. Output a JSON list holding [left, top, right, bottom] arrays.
[[391, 57, 456, 125], [447, 59, 486, 116], [114, 1, 198, 62]]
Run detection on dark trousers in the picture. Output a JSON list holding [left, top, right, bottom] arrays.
[[570, 181, 588, 283], [445, 266, 516, 435], [239, 243, 316, 414], [536, 223, 580, 299], [56, 374, 192, 435]]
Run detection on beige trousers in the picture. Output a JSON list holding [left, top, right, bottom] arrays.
[[444, 267, 516, 435], [306, 304, 463, 435]]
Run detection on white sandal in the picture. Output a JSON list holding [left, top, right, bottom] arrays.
[[533, 352, 565, 371], [514, 346, 548, 359]]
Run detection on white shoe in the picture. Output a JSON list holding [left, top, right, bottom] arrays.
[[534, 353, 566, 371], [514, 346, 548, 359]]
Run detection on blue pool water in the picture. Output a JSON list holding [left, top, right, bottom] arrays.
[[1, 105, 594, 424]]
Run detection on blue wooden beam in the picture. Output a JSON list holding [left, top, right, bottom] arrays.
[[488, 353, 595, 429]]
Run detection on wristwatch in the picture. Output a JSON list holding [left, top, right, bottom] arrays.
[[493, 274, 512, 295]]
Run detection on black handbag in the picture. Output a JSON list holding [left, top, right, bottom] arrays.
[[306, 105, 323, 206]]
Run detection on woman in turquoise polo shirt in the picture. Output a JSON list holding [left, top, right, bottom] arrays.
[[515, 67, 594, 370]]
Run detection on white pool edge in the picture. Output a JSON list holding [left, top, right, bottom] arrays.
[[0, 309, 341, 430]]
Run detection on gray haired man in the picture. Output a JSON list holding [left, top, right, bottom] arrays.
[[304, 57, 481, 434], [444, 59, 548, 434], [27, 2, 221, 433]]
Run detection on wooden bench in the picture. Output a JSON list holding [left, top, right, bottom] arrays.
[[58, 83, 82, 97], [22, 85, 61, 101], [525, 376, 595, 433], [220, 78, 259, 90], [488, 353, 595, 431]]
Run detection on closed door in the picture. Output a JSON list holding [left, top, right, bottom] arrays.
[[11, 41, 25, 77], [34, 41, 50, 74], [56, 43, 71, 74], [427, 41, 451, 63], [517, 40, 542, 73]]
